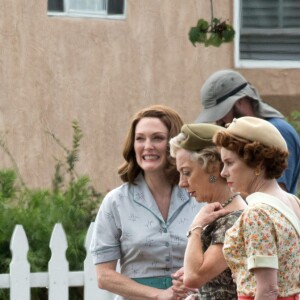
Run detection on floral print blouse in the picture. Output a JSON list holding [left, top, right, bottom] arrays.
[[223, 192, 300, 297]]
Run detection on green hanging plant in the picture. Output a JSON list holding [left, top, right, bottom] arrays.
[[189, 0, 235, 47]]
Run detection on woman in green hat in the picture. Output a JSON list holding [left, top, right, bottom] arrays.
[[170, 123, 247, 300]]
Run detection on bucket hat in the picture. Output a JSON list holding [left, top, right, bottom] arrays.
[[196, 69, 283, 123]]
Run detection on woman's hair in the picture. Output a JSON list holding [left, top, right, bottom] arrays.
[[213, 130, 288, 179], [118, 104, 183, 185], [170, 132, 223, 174]]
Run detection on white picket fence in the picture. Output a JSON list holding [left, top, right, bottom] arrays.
[[0, 222, 117, 300]]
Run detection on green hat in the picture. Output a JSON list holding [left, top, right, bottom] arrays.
[[179, 123, 222, 151]]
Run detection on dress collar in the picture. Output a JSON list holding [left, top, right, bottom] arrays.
[[247, 192, 300, 237], [131, 173, 190, 223]]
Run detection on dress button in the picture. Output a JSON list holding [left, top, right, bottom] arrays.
[[163, 228, 167, 233], [165, 242, 169, 247]]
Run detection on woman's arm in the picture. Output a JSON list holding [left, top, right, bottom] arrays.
[[183, 203, 230, 288], [96, 261, 181, 300], [252, 268, 278, 300], [183, 232, 228, 288]]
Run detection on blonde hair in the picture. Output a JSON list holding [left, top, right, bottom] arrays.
[[170, 132, 222, 174]]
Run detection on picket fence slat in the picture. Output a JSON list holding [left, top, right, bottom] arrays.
[[0, 222, 118, 300], [49, 224, 69, 300], [10, 225, 30, 300], [84, 223, 117, 300], [84, 222, 101, 300]]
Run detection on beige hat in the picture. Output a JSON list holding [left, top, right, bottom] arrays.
[[225, 116, 288, 151], [179, 123, 222, 151], [196, 69, 283, 123]]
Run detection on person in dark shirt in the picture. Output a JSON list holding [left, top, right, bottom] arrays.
[[196, 69, 300, 194]]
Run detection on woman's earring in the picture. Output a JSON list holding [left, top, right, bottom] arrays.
[[209, 175, 217, 183]]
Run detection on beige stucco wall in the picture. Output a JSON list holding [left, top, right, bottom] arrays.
[[0, 0, 299, 193]]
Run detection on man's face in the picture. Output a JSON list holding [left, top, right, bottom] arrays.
[[216, 101, 245, 127]]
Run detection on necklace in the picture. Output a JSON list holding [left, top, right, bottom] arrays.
[[221, 193, 240, 208]]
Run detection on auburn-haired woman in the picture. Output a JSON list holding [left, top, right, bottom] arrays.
[[214, 116, 300, 300], [90, 105, 203, 300]]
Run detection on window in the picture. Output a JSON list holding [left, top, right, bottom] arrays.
[[234, 0, 300, 68], [48, 0, 125, 19]]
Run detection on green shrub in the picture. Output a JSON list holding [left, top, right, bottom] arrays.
[[0, 121, 103, 299], [286, 111, 300, 197], [286, 111, 300, 135]]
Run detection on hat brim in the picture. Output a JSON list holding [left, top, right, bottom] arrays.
[[195, 96, 239, 123], [195, 85, 259, 123]]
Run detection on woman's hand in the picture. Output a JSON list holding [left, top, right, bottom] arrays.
[[172, 267, 184, 282], [170, 268, 198, 300], [191, 202, 229, 228], [157, 286, 184, 300]]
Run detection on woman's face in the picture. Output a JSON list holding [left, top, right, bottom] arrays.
[[176, 148, 211, 202], [134, 117, 169, 174], [220, 147, 255, 194]]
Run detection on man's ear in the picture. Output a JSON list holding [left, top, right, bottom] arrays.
[[235, 97, 246, 108]]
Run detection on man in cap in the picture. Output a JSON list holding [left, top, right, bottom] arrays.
[[196, 69, 300, 194]]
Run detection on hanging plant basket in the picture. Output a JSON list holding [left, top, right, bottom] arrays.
[[189, 0, 235, 47]]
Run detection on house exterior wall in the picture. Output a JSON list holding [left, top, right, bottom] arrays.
[[0, 0, 299, 193]]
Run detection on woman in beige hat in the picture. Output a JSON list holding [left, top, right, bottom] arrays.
[[169, 123, 247, 300], [214, 116, 300, 300]]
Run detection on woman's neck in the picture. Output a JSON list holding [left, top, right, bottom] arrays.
[[144, 172, 172, 221], [144, 172, 171, 192], [211, 184, 235, 205], [211, 184, 247, 211], [250, 178, 279, 195]]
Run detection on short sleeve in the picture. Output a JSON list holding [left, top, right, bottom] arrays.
[[90, 191, 122, 264], [242, 206, 278, 270], [211, 211, 242, 245]]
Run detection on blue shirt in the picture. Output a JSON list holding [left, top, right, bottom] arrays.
[[90, 173, 204, 278], [268, 118, 300, 194]]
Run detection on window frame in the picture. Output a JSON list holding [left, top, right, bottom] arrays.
[[48, 0, 126, 20], [234, 0, 300, 69]]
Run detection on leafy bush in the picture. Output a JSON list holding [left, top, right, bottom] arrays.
[[286, 111, 300, 197], [286, 111, 300, 135], [0, 121, 103, 299]]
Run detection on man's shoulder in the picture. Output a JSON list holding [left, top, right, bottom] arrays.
[[266, 117, 299, 139], [267, 117, 289, 127]]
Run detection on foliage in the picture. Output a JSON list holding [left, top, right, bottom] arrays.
[[0, 121, 103, 300], [286, 111, 300, 197], [189, 0, 235, 47], [189, 18, 235, 47], [286, 111, 300, 135]]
